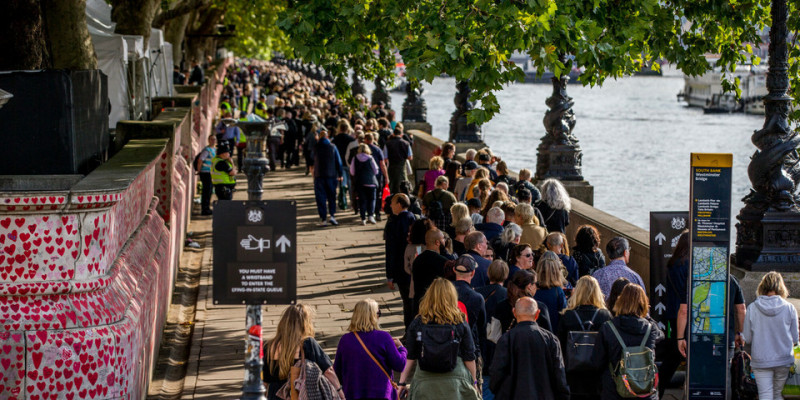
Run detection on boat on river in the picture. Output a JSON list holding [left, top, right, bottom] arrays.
[[677, 61, 766, 114]]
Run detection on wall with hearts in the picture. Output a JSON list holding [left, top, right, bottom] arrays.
[[0, 59, 230, 399]]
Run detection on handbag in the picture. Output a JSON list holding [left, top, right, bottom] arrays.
[[783, 344, 800, 395], [353, 332, 401, 400], [338, 182, 349, 210], [486, 316, 502, 343], [405, 159, 413, 176], [276, 348, 303, 400]]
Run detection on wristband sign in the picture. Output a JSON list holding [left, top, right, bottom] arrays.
[[213, 200, 297, 305], [686, 153, 732, 400]]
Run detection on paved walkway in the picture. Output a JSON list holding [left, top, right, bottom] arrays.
[[180, 167, 404, 399]]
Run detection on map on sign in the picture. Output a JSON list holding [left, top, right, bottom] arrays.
[[691, 246, 728, 335]]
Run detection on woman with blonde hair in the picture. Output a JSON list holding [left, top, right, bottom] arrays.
[[334, 299, 407, 400], [514, 203, 547, 251], [264, 304, 344, 400], [538, 178, 571, 233], [742, 271, 799, 399], [424, 156, 446, 193], [398, 278, 479, 400], [533, 252, 568, 329], [448, 203, 470, 239], [556, 276, 612, 400], [466, 168, 491, 200]]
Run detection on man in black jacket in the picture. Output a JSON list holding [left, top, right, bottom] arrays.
[[490, 297, 570, 400], [385, 194, 416, 328]]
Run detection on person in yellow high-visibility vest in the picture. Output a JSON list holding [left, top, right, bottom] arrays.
[[211, 145, 236, 200]]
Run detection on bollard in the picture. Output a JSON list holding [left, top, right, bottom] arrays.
[[237, 119, 285, 400]]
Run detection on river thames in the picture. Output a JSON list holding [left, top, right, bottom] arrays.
[[388, 74, 763, 231]]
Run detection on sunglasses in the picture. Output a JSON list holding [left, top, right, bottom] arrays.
[[521, 253, 533, 258]]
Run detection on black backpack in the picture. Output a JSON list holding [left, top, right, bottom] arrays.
[[565, 309, 600, 372], [193, 146, 212, 171], [427, 191, 445, 220], [731, 347, 759, 400], [416, 323, 461, 373]]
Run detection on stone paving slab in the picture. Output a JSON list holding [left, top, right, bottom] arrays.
[[179, 167, 403, 399]]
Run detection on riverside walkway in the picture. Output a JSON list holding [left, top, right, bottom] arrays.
[[177, 167, 404, 399]]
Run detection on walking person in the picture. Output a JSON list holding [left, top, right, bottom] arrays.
[[383, 127, 412, 194], [556, 276, 612, 400], [334, 299, 407, 400], [210, 145, 236, 201], [489, 297, 570, 400], [264, 304, 345, 400], [592, 284, 663, 400], [537, 178, 571, 233], [398, 278, 480, 400], [350, 144, 380, 225], [313, 130, 344, 227], [742, 272, 799, 400], [385, 194, 416, 329], [195, 135, 216, 215]]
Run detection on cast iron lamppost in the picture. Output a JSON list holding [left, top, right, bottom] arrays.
[[449, 80, 483, 143], [236, 118, 287, 400], [535, 54, 584, 182], [402, 80, 427, 123], [351, 72, 366, 97], [735, 0, 800, 270], [371, 76, 391, 109]]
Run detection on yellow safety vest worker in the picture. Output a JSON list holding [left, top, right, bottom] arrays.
[[210, 156, 236, 185], [220, 101, 232, 114], [255, 102, 268, 119]]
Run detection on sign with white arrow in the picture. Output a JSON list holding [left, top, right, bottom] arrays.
[[654, 302, 666, 315], [655, 284, 666, 297], [650, 211, 689, 330], [654, 232, 666, 245], [213, 200, 297, 305]]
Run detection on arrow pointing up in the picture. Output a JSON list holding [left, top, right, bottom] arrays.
[[276, 235, 291, 253], [654, 302, 666, 315], [655, 284, 666, 297], [654, 232, 666, 245], [657, 321, 666, 330]]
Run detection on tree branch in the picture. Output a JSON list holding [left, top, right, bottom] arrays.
[[152, 0, 208, 28]]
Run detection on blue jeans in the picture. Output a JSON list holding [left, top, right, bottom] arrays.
[[357, 186, 376, 219], [482, 375, 494, 400], [314, 177, 337, 220]]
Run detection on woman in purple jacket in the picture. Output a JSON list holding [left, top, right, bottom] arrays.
[[335, 299, 408, 400]]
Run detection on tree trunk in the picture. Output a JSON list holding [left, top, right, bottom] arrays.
[[0, 0, 50, 70], [42, 0, 97, 70], [164, 12, 192, 67], [186, 6, 222, 63], [111, 0, 159, 50]]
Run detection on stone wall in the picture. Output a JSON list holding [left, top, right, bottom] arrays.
[[0, 60, 229, 399], [409, 129, 652, 290]]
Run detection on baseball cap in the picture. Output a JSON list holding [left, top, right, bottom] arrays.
[[454, 255, 477, 273], [464, 161, 479, 170], [466, 198, 482, 209]]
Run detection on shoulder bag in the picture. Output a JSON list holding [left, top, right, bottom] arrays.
[[353, 332, 401, 400]]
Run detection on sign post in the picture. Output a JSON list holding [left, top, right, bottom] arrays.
[[212, 119, 294, 400], [649, 211, 689, 337], [686, 153, 733, 400]]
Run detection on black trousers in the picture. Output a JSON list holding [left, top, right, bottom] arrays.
[[199, 172, 213, 212], [214, 184, 235, 200], [657, 318, 682, 396], [396, 277, 414, 329]]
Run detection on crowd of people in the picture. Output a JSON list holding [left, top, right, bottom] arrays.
[[195, 60, 799, 400]]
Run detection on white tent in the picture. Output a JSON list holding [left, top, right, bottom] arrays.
[[86, 0, 114, 30], [88, 26, 130, 129], [147, 29, 174, 97]]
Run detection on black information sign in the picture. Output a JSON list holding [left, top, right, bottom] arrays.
[[687, 153, 732, 400], [649, 211, 689, 337], [212, 200, 297, 305]]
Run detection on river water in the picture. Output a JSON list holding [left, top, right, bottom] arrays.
[[386, 74, 765, 231]]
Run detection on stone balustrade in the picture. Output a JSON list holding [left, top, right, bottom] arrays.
[[0, 59, 230, 399], [409, 129, 651, 290]]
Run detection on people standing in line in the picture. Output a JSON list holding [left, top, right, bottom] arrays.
[[210, 145, 236, 201], [467, 198, 484, 225], [441, 142, 456, 170], [592, 285, 663, 400], [480, 190, 510, 220], [537, 178, 571, 233], [491, 223, 521, 266], [515, 203, 547, 252], [364, 132, 389, 221], [494, 161, 516, 187], [302, 119, 320, 176], [506, 244, 534, 286], [263, 304, 345, 400], [451, 216, 473, 256], [556, 276, 612, 400], [455, 161, 478, 200], [533, 254, 568, 329], [313, 130, 344, 227], [476, 260, 509, 400], [383, 127, 412, 194], [424, 156, 446, 193], [466, 168, 491, 201], [606, 278, 631, 314], [445, 160, 462, 194], [464, 231, 491, 289], [452, 255, 488, 394], [399, 278, 480, 400], [476, 207, 505, 242], [334, 299, 407, 400], [350, 144, 380, 225], [188, 59, 204, 85], [741, 272, 799, 400], [544, 233, 579, 287], [195, 135, 217, 215], [494, 270, 553, 333], [490, 297, 570, 400], [376, 118, 393, 148], [268, 108, 287, 171], [514, 169, 541, 202], [476, 152, 498, 182], [572, 225, 606, 277], [333, 120, 357, 212], [592, 237, 645, 299], [411, 229, 449, 314], [659, 231, 689, 397], [422, 176, 458, 232], [404, 219, 432, 296], [385, 194, 417, 329]]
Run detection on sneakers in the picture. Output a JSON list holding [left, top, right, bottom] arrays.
[[318, 220, 328, 227], [368, 215, 377, 224], [328, 216, 339, 226], [361, 219, 367, 226]]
